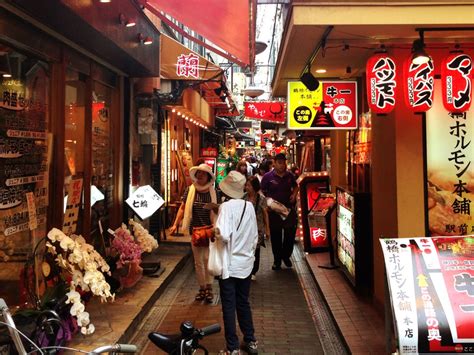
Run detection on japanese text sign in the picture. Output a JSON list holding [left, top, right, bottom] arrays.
[[442, 53, 472, 113], [287, 81, 358, 130], [426, 79, 473, 237], [403, 57, 434, 112], [366, 53, 397, 114], [381, 236, 474, 354], [244, 101, 286, 123], [126, 185, 164, 220], [176, 53, 200, 79]]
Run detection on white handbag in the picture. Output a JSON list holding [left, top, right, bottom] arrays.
[[208, 237, 224, 276]]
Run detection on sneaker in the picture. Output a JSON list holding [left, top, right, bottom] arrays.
[[219, 349, 240, 355], [251, 274, 256, 281], [241, 340, 258, 354], [271, 263, 281, 270], [195, 289, 206, 301], [283, 258, 293, 268]]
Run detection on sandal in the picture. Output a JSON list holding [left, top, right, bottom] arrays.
[[195, 289, 206, 301], [204, 288, 214, 303]]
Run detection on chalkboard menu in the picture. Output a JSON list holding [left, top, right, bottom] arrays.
[[0, 55, 49, 260]]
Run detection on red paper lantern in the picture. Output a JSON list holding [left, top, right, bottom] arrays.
[[441, 53, 472, 113], [403, 57, 434, 112], [366, 54, 397, 114]]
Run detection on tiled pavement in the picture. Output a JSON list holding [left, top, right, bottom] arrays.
[[139, 244, 326, 354]]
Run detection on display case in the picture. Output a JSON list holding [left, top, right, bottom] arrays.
[[336, 185, 372, 294]]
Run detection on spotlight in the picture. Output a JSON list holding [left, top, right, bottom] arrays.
[[300, 71, 320, 91], [119, 14, 136, 27], [412, 38, 430, 65], [138, 33, 153, 45], [0, 54, 12, 78]]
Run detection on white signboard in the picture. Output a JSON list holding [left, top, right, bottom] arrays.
[[126, 185, 164, 220]]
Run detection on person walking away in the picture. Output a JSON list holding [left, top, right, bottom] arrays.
[[236, 160, 249, 178], [244, 176, 269, 281], [260, 153, 299, 270], [255, 159, 273, 182], [169, 164, 217, 303], [215, 171, 259, 355]]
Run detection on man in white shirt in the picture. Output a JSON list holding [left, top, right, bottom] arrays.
[[215, 171, 258, 355]]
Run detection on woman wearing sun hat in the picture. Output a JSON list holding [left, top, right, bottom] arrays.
[[169, 163, 217, 303], [215, 171, 259, 355]]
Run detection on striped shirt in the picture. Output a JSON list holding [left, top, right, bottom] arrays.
[[182, 186, 212, 233]]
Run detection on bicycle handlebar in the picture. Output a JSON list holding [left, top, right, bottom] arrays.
[[91, 343, 137, 353], [200, 324, 221, 337]]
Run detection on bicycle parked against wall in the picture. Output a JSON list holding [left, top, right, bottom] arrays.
[[148, 320, 221, 355]]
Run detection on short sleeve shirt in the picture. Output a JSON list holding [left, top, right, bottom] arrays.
[[260, 170, 297, 207], [182, 186, 212, 233]]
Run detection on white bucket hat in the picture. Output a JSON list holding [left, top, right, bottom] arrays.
[[219, 170, 246, 199], [189, 163, 215, 183]]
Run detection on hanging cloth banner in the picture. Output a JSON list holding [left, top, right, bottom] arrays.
[[441, 53, 473, 113], [403, 57, 435, 112], [366, 53, 397, 114]]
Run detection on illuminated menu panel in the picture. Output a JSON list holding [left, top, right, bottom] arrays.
[[337, 189, 355, 278]]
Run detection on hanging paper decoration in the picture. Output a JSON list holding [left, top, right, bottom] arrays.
[[441, 53, 472, 113], [403, 57, 434, 112], [366, 54, 397, 114]]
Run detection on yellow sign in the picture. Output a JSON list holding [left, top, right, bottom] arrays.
[[287, 81, 323, 129]]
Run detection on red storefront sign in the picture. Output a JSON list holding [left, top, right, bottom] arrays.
[[366, 53, 397, 114], [244, 101, 286, 123], [310, 227, 327, 248], [403, 57, 434, 112], [321, 81, 358, 129], [200, 147, 218, 158], [441, 53, 472, 113]]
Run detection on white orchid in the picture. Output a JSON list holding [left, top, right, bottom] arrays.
[[129, 219, 158, 253], [65, 290, 81, 304], [45, 242, 57, 255], [70, 301, 85, 316], [81, 324, 95, 335], [59, 236, 76, 251], [47, 228, 65, 242], [76, 311, 90, 327]]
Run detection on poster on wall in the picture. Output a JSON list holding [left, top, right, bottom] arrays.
[[0, 61, 50, 258], [426, 80, 473, 236], [381, 236, 474, 354], [176, 150, 194, 188], [287, 81, 358, 130]]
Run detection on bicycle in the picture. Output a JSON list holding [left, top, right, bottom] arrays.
[[0, 298, 137, 354], [148, 320, 221, 355]]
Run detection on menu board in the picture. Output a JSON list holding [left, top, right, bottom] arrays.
[[337, 189, 355, 278], [0, 61, 49, 258], [381, 236, 474, 354]]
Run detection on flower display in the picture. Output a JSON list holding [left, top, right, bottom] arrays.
[[129, 219, 158, 253], [46, 228, 114, 335], [112, 224, 142, 268]]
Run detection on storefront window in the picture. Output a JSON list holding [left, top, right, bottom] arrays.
[[0, 48, 50, 258], [64, 69, 86, 235], [91, 82, 113, 237]]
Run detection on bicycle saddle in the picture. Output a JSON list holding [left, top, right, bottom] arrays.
[[148, 332, 183, 353]]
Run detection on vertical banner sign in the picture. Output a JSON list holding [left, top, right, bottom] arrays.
[[380, 236, 474, 354], [216, 159, 228, 185], [366, 53, 397, 114], [287, 81, 358, 130], [426, 80, 473, 236], [63, 178, 83, 235], [441, 53, 472, 113], [403, 57, 435, 112]]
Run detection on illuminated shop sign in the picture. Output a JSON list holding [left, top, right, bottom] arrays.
[[366, 53, 397, 114], [403, 57, 434, 112], [244, 101, 286, 123], [381, 236, 474, 354], [441, 53, 472, 113], [287, 81, 358, 130]]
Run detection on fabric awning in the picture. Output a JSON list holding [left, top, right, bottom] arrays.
[[160, 34, 223, 80], [145, 0, 255, 68]]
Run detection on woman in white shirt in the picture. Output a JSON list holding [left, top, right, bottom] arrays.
[[215, 171, 259, 355]]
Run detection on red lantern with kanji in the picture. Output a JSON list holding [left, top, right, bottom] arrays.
[[403, 57, 434, 112], [441, 53, 472, 113], [366, 53, 397, 114]]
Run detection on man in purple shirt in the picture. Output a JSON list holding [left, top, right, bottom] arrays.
[[260, 153, 299, 270]]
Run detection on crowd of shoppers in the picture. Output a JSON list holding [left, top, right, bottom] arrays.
[[170, 153, 299, 355]]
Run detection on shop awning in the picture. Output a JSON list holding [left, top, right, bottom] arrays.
[[144, 0, 256, 68], [160, 34, 223, 81]]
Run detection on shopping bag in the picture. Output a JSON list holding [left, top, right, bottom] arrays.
[[208, 237, 223, 276]]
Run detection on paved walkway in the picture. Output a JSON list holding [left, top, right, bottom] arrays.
[[138, 243, 326, 354]]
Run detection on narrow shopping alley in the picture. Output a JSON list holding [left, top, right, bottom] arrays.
[[132, 241, 347, 355]]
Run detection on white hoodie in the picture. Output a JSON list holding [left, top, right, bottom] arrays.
[[215, 199, 258, 280]]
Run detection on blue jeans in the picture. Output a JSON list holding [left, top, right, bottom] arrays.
[[219, 276, 256, 351]]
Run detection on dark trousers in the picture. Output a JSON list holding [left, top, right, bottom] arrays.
[[251, 246, 261, 275], [219, 276, 256, 351], [269, 210, 296, 265]]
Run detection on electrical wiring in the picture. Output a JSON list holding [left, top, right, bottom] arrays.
[[0, 320, 44, 354]]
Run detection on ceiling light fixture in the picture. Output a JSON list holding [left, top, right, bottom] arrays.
[[119, 14, 136, 27], [0, 53, 12, 78], [412, 31, 430, 65], [315, 69, 326, 74], [138, 33, 153, 45]]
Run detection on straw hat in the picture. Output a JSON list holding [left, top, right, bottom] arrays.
[[219, 171, 246, 199], [189, 163, 215, 183]]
